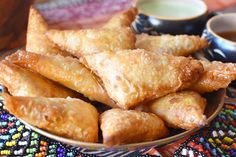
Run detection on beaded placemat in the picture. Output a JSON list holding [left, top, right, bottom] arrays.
[[174, 103, 236, 157], [0, 87, 236, 157], [0, 98, 158, 157]]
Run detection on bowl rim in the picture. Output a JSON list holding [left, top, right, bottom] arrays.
[[136, 0, 208, 21], [15, 89, 225, 151], [207, 13, 236, 46]]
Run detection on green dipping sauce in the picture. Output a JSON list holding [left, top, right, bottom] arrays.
[[138, 0, 205, 19]]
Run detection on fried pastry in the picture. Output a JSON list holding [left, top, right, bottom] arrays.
[[3, 94, 99, 142], [100, 109, 168, 146], [6, 50, 116, 107], [135, 34, 208, 56], [0, 60, 77, 98], [103, 7, 138, 28], [190, 60, 236, 93], [46, 27, 135, 57], [84, 49, 204, 109], [147, 91, 207, 130], [26, 7, 70, 56]]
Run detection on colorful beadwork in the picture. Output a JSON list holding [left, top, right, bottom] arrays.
[[0, 99, 156, 156], [174, 103, 236, 157], [0, 91, 236, 157]]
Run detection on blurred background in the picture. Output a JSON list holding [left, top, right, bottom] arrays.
[[0, 0, 236, 51]]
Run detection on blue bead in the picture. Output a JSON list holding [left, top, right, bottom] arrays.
[[9, 128, 16, 134], [57, 147, 64, 153], [232, 152, 236, 156], [0, 114, 8, 120], [15, 120, 21, 126], [205, 143, 210, 149], [58, 153, 64, 157], [200, 137, 204, 142], [8, 116, 14, 121], [221, 115, 226, 119], [211, 149, 217, 155], [66, 152, 73, 157], [233, 111, 236, 116]]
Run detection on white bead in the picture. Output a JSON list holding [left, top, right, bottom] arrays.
[[181, 148, 187, 155], [189, 150, 194, 157], [212, 131, 218, 137], [23, 131, 29, 137], [228, 130, 235, 136], [25, 125, 31, 130], [18, 141, 27, 146], [218, 130, 225, 137]]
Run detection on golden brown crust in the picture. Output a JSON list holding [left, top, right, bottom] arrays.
[[46, 27, 135, 57], [103, 7, 138, 28], [26, 7, 70, 56], [190, 60, 236, 93], [100, 109, 168, 146], [6, 50, 116, 107], [147, 91, 207, 130], [84, 49, 204, 109], [0, 60, 77, 98], [3, 94, 99, 142], [135, 34, 208, 56]]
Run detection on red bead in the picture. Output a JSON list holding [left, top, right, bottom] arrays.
[[198, 145, 204, 152], [8, 122, 14, 127], [205, 151, 212, 157], [189, 141, 195, 147], [1, 129, 7, 133]]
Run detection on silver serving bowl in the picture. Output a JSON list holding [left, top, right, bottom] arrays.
[[3, 88, 225, 151]]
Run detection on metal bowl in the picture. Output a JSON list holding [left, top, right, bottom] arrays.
[[11, 89, 225, 151]]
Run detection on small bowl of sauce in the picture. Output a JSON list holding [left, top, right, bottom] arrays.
[[203, 13, 236, 62], [133, 0, 208, 35], [217, 31, 236, 42]]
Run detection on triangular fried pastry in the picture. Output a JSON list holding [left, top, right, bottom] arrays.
[[46, 27, 135, 57], [26, 7, 70, 56], [190, 60, 236, 93], [103, 7, 138, 28], [3, 94, 99, 142], [135, 34, 208, 56], [6, 50, 116, 107], [84, 49, 204, 109], [0, 60, 77, 98], [100, 109, 168, 146], [147, 91, 207, 130]]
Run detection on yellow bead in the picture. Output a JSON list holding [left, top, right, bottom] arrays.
[[223, 137, 233, 143], [215, 138, 221, 144], [6, 142, 10, 146], [208, 138, 214, 143], [0, 150, 10, 155], [17, 125, 24, 131], [12, 141, 16, 145], [12, 133, 20, 139]]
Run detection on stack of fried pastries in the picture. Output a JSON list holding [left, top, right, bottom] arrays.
[[1, 7, 236, 147]]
